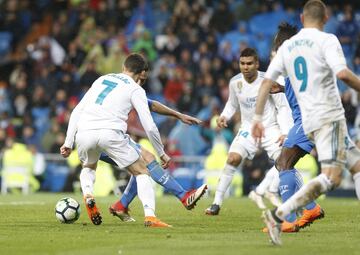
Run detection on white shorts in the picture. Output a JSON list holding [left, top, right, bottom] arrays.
[[309, 120, 347, 168], [346, 138, 360, 170], [76, 129, 140, 168], [229, 126, 282, 161]]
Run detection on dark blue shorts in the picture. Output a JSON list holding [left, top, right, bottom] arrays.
[[283, 121, 314, 153]]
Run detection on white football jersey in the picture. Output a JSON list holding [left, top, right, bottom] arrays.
[[64, 73, 164, 156], [221, 71, 291, 132], [265, 28, 346, 134], [77, 73, 140, 132]]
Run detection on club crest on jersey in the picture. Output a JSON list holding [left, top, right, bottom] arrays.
[[237, 81, 243, 91]]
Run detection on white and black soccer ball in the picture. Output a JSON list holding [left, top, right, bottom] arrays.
[[55, 197, 81, 224]]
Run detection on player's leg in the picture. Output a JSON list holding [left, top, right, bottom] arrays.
[[100, 131, 171, 227], [346, 143, 360, 199], [205, 152, 242, 215], [104, 144, 207, 212], [109, 175, 137, 222], [250, 127, 284, 209], [276, 146, 322, 230], [250, 165, 281, 208], [205, 131, 254, 215], [264, 121, 347, 244], [127, 158, 171, 227], [76, 130, 103, 225]]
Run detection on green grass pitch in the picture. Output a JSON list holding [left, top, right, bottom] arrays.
[[0, 193, 359, 255]]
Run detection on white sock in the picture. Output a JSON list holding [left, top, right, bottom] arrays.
[[136, 174, 155, 217], [268, 171, 280, 193], [353, 172, 360, 200], [276, 173, 332, 220], [213, 164, 237, 205], [256, 165, 278, 195], [80, 168, 96, 197]]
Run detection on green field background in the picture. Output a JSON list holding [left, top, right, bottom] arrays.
[[0, 194, 359, 255]]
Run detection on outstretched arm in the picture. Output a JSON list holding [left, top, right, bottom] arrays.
[[149, 100, 202, 125]]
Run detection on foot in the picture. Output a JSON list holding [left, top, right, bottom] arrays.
[[262, 209, 282, 245], [205, 204, 220, 215], [181, 184, 208, 210], [144, 216, 172, 228], [264, 191, 282, 207], [297, 204, 325, 229], [84, 195, 102, 225], [248, 190, 266, 210], [109, 201, 135, 222], [263, 220, 299, 233]]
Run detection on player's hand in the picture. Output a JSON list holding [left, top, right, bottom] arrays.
[[251, 121, 265, 145], [60, 145, 72, 158], [270, 83, 285, 94], [160, 153, 171, 169], [179, 114, 202, 125], [216, 116, 228, 129], [276, 134, 287, 146]]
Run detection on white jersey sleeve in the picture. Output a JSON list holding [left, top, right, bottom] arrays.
[[220, 80, 239, 121], [131, 89, 165, 157], [323, 34, 347, 75], [64, 86, 95, 148], [270, 93, 293, 135]]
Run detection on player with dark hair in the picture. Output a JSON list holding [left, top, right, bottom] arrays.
[[252, 0, 360, 245], [61, 53, 172, 227], [205, 47, 292, 215]]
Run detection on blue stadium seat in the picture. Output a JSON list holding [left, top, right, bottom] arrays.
[[0, 32, 13, 56]]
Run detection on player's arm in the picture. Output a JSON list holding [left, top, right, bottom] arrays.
[[218, 81, 239, 128], [61, 88, 93, 158], [271, 93, 292, 145], [337, 69, 360, 92], [324, 34, 360, 92], [148, 99, 202, 125], [132, 89, 170, 167], [270, 83, 285, 94]]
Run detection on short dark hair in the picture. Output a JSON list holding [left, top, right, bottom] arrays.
[[273, 22, 298, 52], [240, 47, 258, 61], [124, 53, 149, 74], [303, 0, 327, 22]]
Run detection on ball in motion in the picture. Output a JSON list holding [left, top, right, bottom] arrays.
[[55, 197, 81, 224]]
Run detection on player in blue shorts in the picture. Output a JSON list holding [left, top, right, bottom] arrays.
[[99, 73, 207, 222], [264, 22, 360, 233]]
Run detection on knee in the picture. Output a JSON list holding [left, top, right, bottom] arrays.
[[275, 157, 286, 171], [227, 153, 242, 167], [141, 149, 156, 164], [275, 156, 292, 171], [349, 161, 360, 176], [323, 171, 342, 188]]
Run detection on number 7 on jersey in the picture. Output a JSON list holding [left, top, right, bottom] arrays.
[[95, 79, 117, 105]]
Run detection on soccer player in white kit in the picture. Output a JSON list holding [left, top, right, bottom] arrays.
[[60, 53, 171, 227], [205, 48, 292, 215], [252, 0, 360, 245]]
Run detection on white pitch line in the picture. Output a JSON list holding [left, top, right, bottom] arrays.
[[0, 201, 46, 206]]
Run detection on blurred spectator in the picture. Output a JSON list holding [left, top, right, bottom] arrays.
[[337, 5, 359, 63]]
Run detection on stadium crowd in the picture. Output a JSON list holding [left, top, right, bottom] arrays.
[[0, 0, 359, 193]]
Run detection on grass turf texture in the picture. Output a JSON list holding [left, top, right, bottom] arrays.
[[0, 193, 359, 255]]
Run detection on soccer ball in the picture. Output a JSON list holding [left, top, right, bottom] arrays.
[[55, 197, 81, 224]]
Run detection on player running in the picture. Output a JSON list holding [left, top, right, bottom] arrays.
[[205, 48, 292, 216], [261, 22, 360, 233], [252, 0, 360, 245]]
